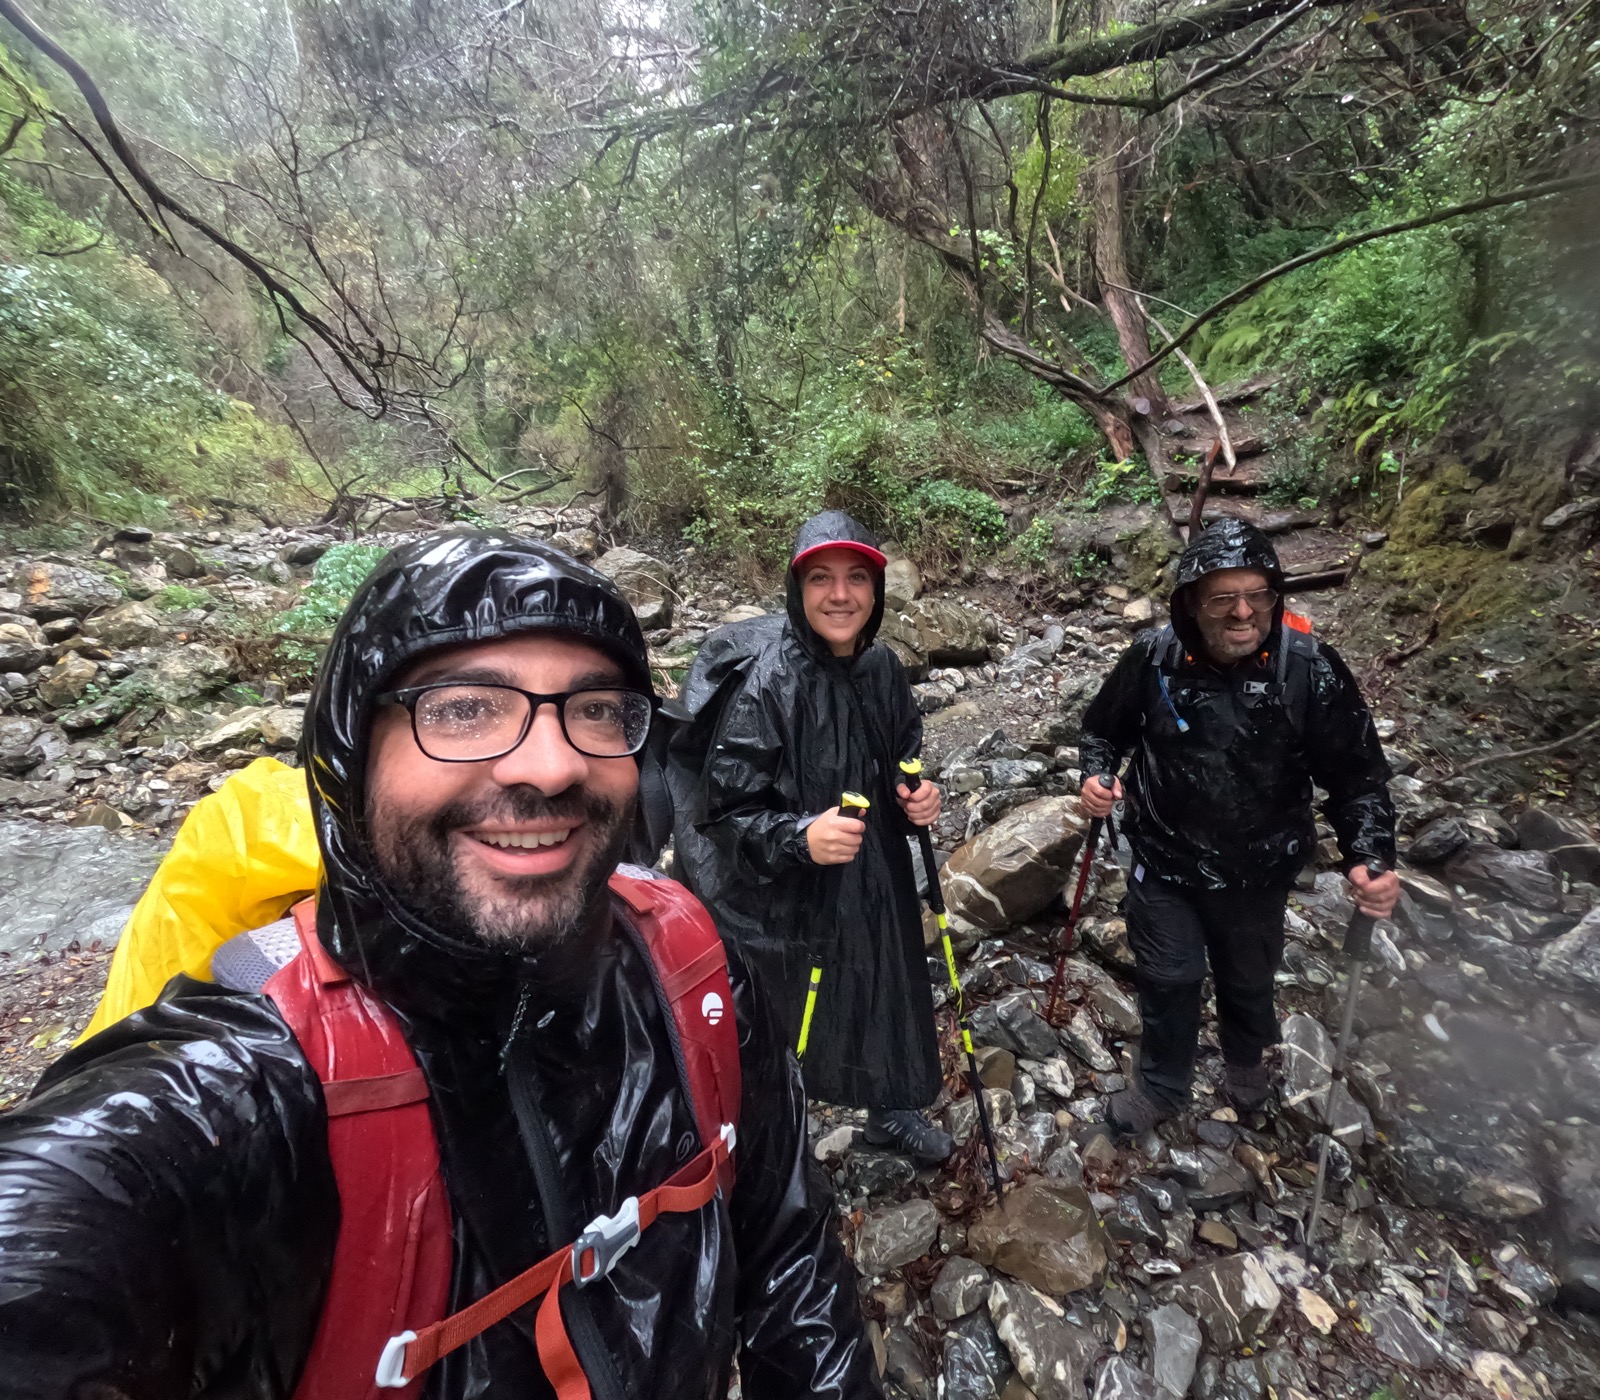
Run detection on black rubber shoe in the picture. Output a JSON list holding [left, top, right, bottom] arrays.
[[1108, 1084, 1178, 1137], [1223, 1061, 1272, 1113], [863, 1109, 955, 1165]]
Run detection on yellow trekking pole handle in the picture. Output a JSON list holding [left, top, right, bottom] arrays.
[[796, 792, 870, 1059]]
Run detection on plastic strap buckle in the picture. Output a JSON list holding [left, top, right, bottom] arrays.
[[572, 1196, 642, 1286], [720, 1122, 737, 1154], [375, 1330, 417, 1389]]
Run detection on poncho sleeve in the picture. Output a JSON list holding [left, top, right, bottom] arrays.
[[699, 682, 815, 879]]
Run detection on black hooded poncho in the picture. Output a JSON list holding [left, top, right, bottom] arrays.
[[670, 511, 942, 1110], [1079, 518, 1396, 890], [0, 530, 879, 1400]]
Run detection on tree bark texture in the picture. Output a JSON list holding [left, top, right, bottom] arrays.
[[1085, 112, 1169, 423]]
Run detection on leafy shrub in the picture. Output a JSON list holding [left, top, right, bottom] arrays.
[[0, 171, 306, 517], [1260, 435, 1327, 507], [1014, 515, 1054, 569], [906, 479, 1006, 546], [275, 543, 389, 636], [1080, 458, 1161, 509], [154, 584, 211, 611]]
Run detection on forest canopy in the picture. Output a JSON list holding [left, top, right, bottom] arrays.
[[0, 0, 1593, 564]]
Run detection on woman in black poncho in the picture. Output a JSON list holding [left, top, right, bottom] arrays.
[[670, 511, 952, 1163]]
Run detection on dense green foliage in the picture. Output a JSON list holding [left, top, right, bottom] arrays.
[[0, 0, 1592, 563]]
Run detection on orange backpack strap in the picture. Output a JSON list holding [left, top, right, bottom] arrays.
[[1283, 609, 1313, 634], [377, 872, 742, 1397], [266, 900, 452, 1400]]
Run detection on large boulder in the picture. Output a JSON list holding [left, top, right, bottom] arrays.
[[0, 716, 43, 776], [942, 796, 1088, 930], [1518, 807, 1600, 885], [593, 547, 675, 629], [0, 818, 162, 956], [1146, 1303, 1202, 1397], [877, 609, 929, 680], [193, 705, 305, 754], [988, 1278, 1098, 1400], [910, 597, 995, 666], [1155, 1253, 1281, 1351], [1443, 842, 1563, 911], [93, 600, 166, 649], [967, 1177, 1109, 1296], [1539, 908, 1600, 993], [855, 1199, 940, 1276], [8, 560, 121, 621], [37, 651, 98, 709], [931, 1256, 990, 1322], [0, 620, 49, 673], [883, 555, 921, 610], [147, 643, 234, 702]]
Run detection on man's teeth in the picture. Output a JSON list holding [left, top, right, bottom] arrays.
[[479, 829, 573, 849]]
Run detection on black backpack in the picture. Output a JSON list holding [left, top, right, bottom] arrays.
[[630, 615, 785, 868]]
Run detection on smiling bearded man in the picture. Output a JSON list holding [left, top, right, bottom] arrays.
[[1077, 518, 1399, 1136], [0, 531, 881, 1400]]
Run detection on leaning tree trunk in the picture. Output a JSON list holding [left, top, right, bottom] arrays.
[[1086, 110, 1170, 425]]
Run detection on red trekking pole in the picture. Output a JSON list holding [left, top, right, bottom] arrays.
[[1045, 775, 1114, 1024]]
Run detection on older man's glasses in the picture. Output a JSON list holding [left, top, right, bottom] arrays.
[[378, 684, 654, 761], [1197, 588, 1279, 619]]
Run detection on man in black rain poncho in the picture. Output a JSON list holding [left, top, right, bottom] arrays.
[[669, 511, 952, 1164], [1077, 518, 1401, 1135], [0, 531, 880, 1400]]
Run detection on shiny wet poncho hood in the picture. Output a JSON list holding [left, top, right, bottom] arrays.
[[302, 529, 653, 1004], [1080, 518, 1395, 889], [1167, 516, 1286, 657], [0, 529, 880, 1400], [667, 511, 940, 1109]]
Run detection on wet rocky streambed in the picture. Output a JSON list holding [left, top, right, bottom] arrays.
[[3, 509, 1600, 1399]]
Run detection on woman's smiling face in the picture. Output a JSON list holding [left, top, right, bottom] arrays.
[[798, 548, 877, 656]]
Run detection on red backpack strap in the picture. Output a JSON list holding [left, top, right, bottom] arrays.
[[608, 870, 742, 1185], [266, 900, 452, 1400], [378, 874, 742, 1397], [1283, 609, 1313, 634]]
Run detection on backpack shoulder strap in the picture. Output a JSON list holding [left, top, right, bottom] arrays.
[[265, 900, 452, 1400], [609, 868, 741, 1185], [382, 873, 741, 1395], [1274, 611, 1318, 740]]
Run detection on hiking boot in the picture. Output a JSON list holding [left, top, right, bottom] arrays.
[[863, 1109, 955, 1165], [1223, 1061, 1272, 1113], [1107, 1084, 1178, 1138]]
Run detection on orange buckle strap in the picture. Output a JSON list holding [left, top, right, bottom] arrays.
[[376, 1124, 736, 1395]]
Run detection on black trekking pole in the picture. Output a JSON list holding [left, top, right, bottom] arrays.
[[899, 759, 1003, 1196], [1045, 775, 1115, 1025], [1302, 863, 1384, 1259], [796, 791, 871, 1062]]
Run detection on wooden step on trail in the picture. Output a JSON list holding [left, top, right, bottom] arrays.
[[1198, 503, 1323, 535], [1170, 373, 1280, 416], [1164, 460, 1267, 495]]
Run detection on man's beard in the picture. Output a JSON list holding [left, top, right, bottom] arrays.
[[369, 784, 633, 949], [1197, 613, 1266, 664]]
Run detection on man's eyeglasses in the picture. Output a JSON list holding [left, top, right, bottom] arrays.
[[377, 684, 654, 762], [1197, 588, 1279, 619]]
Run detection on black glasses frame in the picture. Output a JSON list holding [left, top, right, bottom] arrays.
[[377, 683, 656, 762]]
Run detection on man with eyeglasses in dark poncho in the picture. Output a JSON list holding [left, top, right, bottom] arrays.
[[666, 510, 953, 1166], [1077, 519, 1400, 1136], [0, 532, 880, 1400]]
